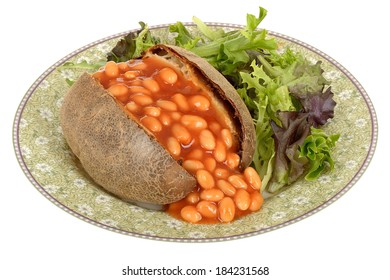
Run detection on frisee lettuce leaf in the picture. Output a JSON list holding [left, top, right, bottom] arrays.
[[169, 7, 278, 86]]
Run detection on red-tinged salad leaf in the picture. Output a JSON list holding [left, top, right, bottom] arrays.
[[268, 110, 339, 192], [239, 41, 339, 193], [293, 87, 336, 127], [267, 86, 338, 192], [107, 22, 160, 62], [269, 112, 311, 192]]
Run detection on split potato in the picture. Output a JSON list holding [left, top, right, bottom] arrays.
[[60, 44, 256, 206]]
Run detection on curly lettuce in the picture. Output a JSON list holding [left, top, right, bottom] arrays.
[[299, 128, 339, 181], [169, 7, 278, 86], [240, 47, 338, 193]]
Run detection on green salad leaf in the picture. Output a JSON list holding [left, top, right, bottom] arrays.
[[239, 45, 338, 193], [238, 60, 297, 189], [169, 7, 278, 86], [299, 128, 339, 181]]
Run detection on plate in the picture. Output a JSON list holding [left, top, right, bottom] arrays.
[[13, 23, 378, 242]]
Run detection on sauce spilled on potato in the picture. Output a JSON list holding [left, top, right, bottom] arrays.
[[92, 55, 263, 223]]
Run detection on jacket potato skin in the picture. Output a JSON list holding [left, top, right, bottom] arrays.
[[60, 72, 196, 205], [148, 45, 256, 167]]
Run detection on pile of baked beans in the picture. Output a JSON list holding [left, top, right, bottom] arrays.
[[93, 55, 263, 223]]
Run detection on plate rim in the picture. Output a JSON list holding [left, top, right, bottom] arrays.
[[12, 22, 378, 242]]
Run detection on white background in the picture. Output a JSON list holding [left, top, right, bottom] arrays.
[[1, 0, 388, 279]]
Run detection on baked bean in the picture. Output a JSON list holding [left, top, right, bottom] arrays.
[[128, 86, 152, 95], [171, 123, 192, 144], [208, 122, 221, 135], [249, 191, 264, 211], [234, 189, 250, 211], [228, 174, 248, 189], [218, 197, 235, 222], [204, 157, 216, 172], [124, 70, 140, 80], [128, 79, 142, 86], [181, 205, 202, 223], [105, 61, 119, 78], [186, 149, 203, 160], [156, 100, 178, 111], [216, 179, 236, 197], [107, 79, 121, 88], [180, 115, 207, 130], [159, 67, 178, 84], [189, 95, 210, 111], [171, 93, 190, 111], [186, 192, 200, 204], [196, 169, 215, 189], [196, 200, 217, 219], [170, 112, 182, 121], [92, 71, 104, 80], [143, 106, 161, 117], [166, 137, 181, 157], [125, 101, 139, 113], [199, 129, 216, 150], [226, 152, 240, 169], [244, 167, 262, 190], [131, 61, 147, 70], [107, 84, 128, 98], [214, 140, 227, 162], [200, 188, 224, 202], [220, 128, 233, 149], [141, 116, 162, 132], [182, 160, 204, 173], [118, 62, 130, 72], [214, 168, 229, 179], [142, 78, 160, 93], [130, 93, 153, 106], [159, 113, 172, 126]]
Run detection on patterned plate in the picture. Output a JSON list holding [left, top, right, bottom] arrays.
[[13, 23, 377, 242]]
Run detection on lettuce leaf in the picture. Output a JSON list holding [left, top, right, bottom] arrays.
[[268, 89, 338, 192], [107, 22, 160, 62], [269, 111, 310, 192], [168, 21, 201, 49], [293, 87, 336, 127], [240, 45, 338, 193], [169, 7, 278, 86], [299, 128, 339, 181], [239, 60, 296, 191]]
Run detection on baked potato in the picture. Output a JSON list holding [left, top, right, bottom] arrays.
[[60, 44, 258, 221]]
